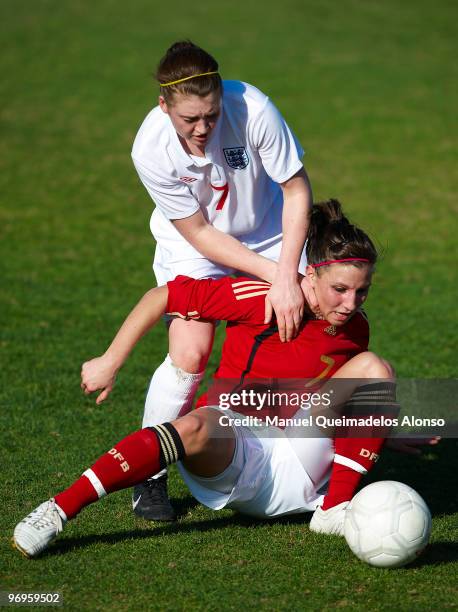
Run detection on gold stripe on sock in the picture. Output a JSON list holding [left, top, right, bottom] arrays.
[[155, 424, 177, 464], [157, 424, 178, 463], [151, 426, 171, 464]]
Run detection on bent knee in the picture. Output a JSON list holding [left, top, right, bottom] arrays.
[[169, 347, 210, 373], [354, 351, 396, 379], [173, 411, 211, 455], [169, 319, 214, 373]]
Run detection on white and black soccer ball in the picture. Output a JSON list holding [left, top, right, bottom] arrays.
[[344, 480, 431, 568]]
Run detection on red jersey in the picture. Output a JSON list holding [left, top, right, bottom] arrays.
[[166, 276, 369, 408]]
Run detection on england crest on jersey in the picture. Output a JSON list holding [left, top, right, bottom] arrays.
[[223, 147, 249, 170]]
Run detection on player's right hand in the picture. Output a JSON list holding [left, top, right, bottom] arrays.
[[265, 276, 304, 342], [81, 354, 118, 404]]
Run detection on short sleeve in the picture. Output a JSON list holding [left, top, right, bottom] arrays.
[[250, 98, 304, 184], [166, 276, 268, 323], [132, 157, 200, 220]]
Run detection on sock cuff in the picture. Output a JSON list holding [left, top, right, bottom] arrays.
[[54, 501, 68, 522], [344, 381, 399, 417], [353, 381, 397, 399], [149, 422, 185, 469], [165, 354, 205, 390]]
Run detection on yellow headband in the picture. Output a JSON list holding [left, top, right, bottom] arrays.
[[160, 71, 219, 87]]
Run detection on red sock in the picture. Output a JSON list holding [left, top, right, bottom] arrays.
[[55, 428, 163, 519], [322, 437, 385, 510]]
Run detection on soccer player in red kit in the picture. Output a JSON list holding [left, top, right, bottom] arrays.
[[167, 272, 369, 385], [13, 200, 429, 558]]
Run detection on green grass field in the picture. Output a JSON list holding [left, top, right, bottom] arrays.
[[1, 0, 457, 609]]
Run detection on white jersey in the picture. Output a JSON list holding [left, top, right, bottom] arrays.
[[131, 81, 305, 282]]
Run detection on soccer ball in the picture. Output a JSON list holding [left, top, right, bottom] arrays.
[[344, 481, 431, 568]]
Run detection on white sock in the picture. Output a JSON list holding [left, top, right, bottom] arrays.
[[142, 354, 204, 426], [142, 355, 204, 479]]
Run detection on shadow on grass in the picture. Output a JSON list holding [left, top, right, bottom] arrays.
[[410, 542, 458, 568], [44, 508, 313, 558], [171, 495, 200, 519], [43, 515, 458, 569]]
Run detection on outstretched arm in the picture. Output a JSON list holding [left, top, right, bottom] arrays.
[[81, 286, 168, 404], [80, 272, 270, 404]]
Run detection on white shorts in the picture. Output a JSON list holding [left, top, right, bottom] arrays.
[[178, 409, 334, 518], [150, 208, 308, 284]]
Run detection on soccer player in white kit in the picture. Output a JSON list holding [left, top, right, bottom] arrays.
[[129, 41, 313, 519]]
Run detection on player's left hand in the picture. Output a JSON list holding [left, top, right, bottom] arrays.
[[386, 436, 441, 455], [264, 276, 304, 342]]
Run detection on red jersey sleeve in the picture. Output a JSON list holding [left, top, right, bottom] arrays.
[[166, 276, 270, 323]]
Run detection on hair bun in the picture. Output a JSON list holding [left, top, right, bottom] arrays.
[[323, 198, 344, 222], [166, 40, 198, 56], [306, 199, 378, 266]]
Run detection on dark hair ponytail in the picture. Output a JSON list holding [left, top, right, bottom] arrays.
[[156, 40, 222, 104], [306, 199, 378, 268]]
